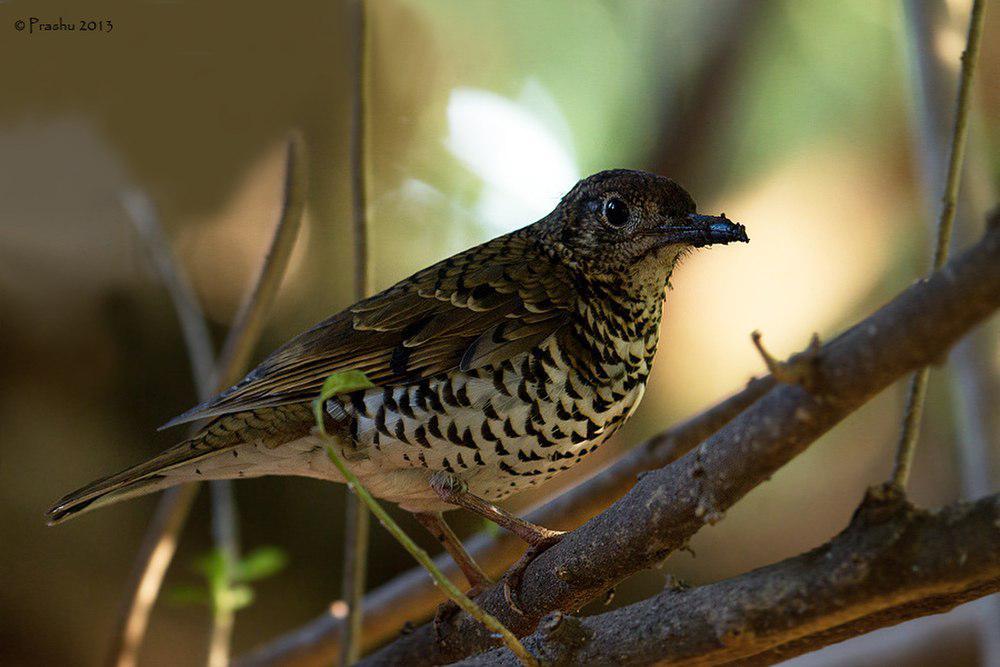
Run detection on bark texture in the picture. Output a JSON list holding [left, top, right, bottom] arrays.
[[459, 490, 1000, 665]]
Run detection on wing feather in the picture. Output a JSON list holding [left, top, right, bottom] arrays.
[[162, 229, 576, 428]]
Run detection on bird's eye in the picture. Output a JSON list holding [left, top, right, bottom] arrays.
[[602, 197, 629, 227]]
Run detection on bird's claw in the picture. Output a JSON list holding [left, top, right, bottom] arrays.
[[433, 582, 488, 633], [503, 531, 566, 616]]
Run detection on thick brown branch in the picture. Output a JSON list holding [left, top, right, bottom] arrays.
[[236, 378, 773, 666], [459, 490, 1000, 666], [355, 222, 1000, 665]]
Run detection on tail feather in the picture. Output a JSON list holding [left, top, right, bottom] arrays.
[[45, 440, 221, 525], [46, 405, 316, 525]]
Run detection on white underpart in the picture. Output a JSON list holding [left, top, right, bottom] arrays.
[[163, 432, 455, 513]]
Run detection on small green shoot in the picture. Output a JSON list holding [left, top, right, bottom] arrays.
[[168, 546, 288, 615], [313, 370, 537, 667], [312, 369, 375, 435]]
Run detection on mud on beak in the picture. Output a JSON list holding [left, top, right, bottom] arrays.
[[656, 213, 749, 248]]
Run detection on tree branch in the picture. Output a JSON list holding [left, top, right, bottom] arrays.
[[107, 133, 308, 667], [354, 221, 1000, 666], [459, 490, 1000, 666]]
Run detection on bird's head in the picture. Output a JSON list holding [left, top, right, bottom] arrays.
[[542, 169, 748, 286]]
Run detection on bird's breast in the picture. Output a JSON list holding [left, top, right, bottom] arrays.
[[327, 326, 656, 504]]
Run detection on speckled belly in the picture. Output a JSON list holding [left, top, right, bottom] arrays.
[[325, 337, 648, 509]]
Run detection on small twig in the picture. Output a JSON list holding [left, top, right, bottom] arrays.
[[107, 485, 200, 667], [112, 193, 220, 667], [750, 331, 821, 391], [312, 391, 537, 667], [214, 132, 309, 385], [349, 0, 373, 302], [122, 191, 215, 397], [904, 5, 1000, 659], [890, 0, 986, 490], [206, 132, 307, 665], [207, 479, 241, 667], [107, 133, 308, 667], [341, 0, 372, 662], [209, 132, 307, 667]]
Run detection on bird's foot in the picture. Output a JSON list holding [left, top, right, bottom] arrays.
[[503, 529, 566, 616], [434, 582, 489, 634]]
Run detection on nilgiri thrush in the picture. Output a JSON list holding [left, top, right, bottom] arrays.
[[48, 169, 748, 596]]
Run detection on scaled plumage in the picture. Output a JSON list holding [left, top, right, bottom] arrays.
[[47, 170, 748, 584]]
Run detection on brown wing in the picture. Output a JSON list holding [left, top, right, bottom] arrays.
[[162, 228, 576, 428]]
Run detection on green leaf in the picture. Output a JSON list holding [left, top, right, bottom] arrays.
[[234, 546, 288, 583], [184, 545, 289, 614], [312, 369, 375, 433], [220, 584, 255, 612], [166, 584, 212, 607], [194, 548, 229, 584]]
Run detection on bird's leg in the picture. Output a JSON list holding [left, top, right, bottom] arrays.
[[500, 531, 565, 617], [412, 511, 492, 592], [413, 511, 493, 629], [439, 489, 564, 546], [430, 474, 565, 615]]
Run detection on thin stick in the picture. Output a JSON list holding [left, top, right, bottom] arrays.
[[340, 2, 373, 663], [313, 409, 536, 666], [890, 0, 986, 490], [215, 132, 309, 385], [111, 192, 219, 667], [207, 133, 307, 666], [903, 2, 1000, 661], [107, 484, 200, 667], [107, 134, 308, 667], [122, 190, 215, 397], [208, 479, 241, 667], [350, 0, 373, 302]]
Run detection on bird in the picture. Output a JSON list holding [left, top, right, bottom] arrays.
[[47, 169, 748, 598]]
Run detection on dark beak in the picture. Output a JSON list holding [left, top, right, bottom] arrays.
[[656, 213, 749, 248]]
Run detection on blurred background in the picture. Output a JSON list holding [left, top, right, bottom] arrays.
[[1, 0, 997, 665]]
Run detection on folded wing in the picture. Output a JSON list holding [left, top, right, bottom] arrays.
[[162, 229, 576, 428]]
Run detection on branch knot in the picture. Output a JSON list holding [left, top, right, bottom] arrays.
[[751, 331, 823, 392], [539, 611, 592, 649]]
